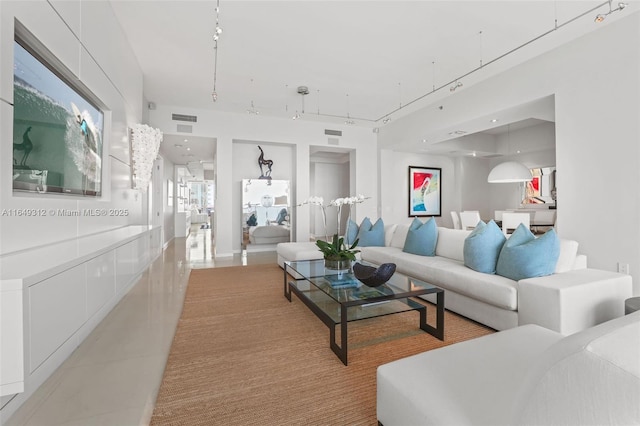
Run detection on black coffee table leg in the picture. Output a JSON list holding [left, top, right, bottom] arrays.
[[330, 304, 348, 365], [418, 291, 445, 340]]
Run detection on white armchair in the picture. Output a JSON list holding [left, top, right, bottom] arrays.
[[377, 311, 640, 425]]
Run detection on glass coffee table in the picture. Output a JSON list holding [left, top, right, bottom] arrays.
[[284, 259, 444, 365]]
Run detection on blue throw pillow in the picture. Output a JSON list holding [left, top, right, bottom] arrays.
[[357, 217, 385, 247], [402, 217, 438, 256], [345, 219, 359, 246], [463, 220, 506, 274], [496, 224, 560, 281]]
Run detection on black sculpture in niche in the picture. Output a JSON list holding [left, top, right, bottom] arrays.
[[257, 145, 273, 180]]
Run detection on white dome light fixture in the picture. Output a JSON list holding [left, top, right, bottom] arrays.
[[487, 123, 532, 183], [487, 161, 532, 183]]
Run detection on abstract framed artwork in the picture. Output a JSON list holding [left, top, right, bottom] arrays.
[[408, 166, 442, 217]]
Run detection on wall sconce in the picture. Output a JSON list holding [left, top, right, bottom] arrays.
[[130, 124, 163, 190]]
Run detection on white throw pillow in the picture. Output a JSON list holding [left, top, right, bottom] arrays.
[[554, 239, 579, 273], [384, 224, 398, 247], [436, 228, 470, 262], [390, 224, 410, 248]]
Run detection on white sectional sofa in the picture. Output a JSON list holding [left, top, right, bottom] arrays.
[[377, 310, 640, 425], [278, 223, 632, 335]]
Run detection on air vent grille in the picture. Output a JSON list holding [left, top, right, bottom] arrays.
[[324, 129, 342, 136], [172, 113, 198, 122]]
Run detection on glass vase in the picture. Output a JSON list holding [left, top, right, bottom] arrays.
[[324, 258, 352, 271]]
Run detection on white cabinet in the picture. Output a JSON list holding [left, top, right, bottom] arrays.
[[175, 211, 191, 238], [86, 251, 116, 321], [29, 265, 86, 373], [0, 286, 24, 396], [0, 226, 162, 403]]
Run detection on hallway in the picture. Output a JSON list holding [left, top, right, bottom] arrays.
[[4, 227, 276, 426]]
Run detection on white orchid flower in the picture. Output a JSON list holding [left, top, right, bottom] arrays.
[[312, 196, 324, 205]]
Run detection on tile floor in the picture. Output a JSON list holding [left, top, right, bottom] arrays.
[[4, 226, 276, 426]]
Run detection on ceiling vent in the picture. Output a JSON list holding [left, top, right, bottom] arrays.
[[324, 129, 342, 136], [172, 113, 198, 122], [176, 124, 193, 133]]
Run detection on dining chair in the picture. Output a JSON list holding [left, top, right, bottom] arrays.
[[450, 211, 462, 230], [459, 211, 481, 231], [502, 212, 530, 236], [494, 210, 508, 222], [532, 210, 557, 234]]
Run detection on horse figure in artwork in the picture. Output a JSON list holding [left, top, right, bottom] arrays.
[[257, 145, 273, 179], [13, 127, 33, 167]]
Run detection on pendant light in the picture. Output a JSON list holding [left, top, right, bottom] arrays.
[[487, 124, 532, 183]]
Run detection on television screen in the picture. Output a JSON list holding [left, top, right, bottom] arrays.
[[12, 39, 104, 196]]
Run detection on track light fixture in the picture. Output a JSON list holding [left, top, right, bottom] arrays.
[[450, 81, 463, 92], [211, 0, 222, 102], [595, 0, 627, 22], [246, 79, 259, 115], [292, 86, 308, 120]]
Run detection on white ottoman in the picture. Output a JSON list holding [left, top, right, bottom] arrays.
[[276, 242, 323, 268]]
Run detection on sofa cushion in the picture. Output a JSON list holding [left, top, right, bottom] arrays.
[[360, 246, 404, 267], [513, 312, 640, 425], [390, 224, 410, 249], [463, 220, 506, 274], [496, 225, 560, 281], [345, 219, 359, 246], [371, 248, 518, 310], [402, 218, 438, 256], [435, 228, 470, 263], [357, 217, 385, 246]]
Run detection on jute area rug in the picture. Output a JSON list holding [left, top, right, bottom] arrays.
[[150, 264, 494, 426]]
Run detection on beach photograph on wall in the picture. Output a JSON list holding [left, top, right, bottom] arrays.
[[12, 38, 104, 196]]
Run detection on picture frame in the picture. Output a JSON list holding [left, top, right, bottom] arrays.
[[408, 166, 442, 217]]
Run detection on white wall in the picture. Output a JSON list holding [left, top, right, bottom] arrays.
[[149, 107, 378, 256], [380, 12, 640, 293], [380, 150, 457, 227], [0, 0, 146, 255]]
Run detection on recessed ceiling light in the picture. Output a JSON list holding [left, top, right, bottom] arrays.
[[184, 139, 188, 142], [187, 147, 191, 151], [422, 139, 427, 143], [490, 119, 499, 123]]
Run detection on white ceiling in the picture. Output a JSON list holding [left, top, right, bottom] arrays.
[[110, 0, 637, 163]]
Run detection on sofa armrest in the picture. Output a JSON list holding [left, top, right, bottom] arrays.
[[518, 269, 632, 335]]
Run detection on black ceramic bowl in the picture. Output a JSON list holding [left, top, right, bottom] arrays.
[[352, 262, 396, 287]]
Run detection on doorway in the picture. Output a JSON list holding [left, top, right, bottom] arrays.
[[309, 147, 354, 239]]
